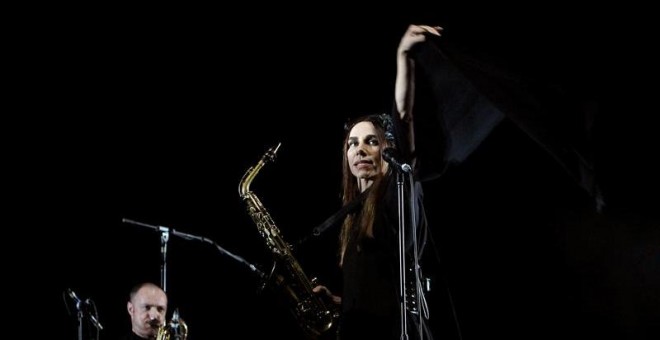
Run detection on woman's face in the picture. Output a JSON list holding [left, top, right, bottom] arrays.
[[346, 121, 389, 181]]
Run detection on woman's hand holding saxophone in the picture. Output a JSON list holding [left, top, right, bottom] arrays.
[[312, 285, 342, 305]]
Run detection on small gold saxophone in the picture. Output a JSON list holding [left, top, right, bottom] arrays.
[[155, 309, 188, 340]]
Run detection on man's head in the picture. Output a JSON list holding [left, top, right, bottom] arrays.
[[127, 282, 167, 339]]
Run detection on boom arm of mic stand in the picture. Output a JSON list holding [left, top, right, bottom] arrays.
[[170, 229, 265, 279], [122, 218, 265, 279]]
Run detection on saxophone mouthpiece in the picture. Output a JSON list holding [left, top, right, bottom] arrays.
[[262, 142, 282, 163], [269, 142, 281, 158]]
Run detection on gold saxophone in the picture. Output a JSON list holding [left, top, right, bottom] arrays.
[[239, 143, 335, 339], [155, 309, 188, 340]]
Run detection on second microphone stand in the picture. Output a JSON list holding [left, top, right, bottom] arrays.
[[160, 226, 169, 291]]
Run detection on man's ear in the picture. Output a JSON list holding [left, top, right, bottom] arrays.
[[127, 301, 133, 315]]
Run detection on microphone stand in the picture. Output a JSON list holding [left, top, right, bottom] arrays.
[[122, 218, 265, 279], [394, 171, 430, 339], [395, 170, 409, 340], [77, 307, 83, 340], [66, 289, 103, 340], [160, 226, 169, 292], [384, 148, 426, 339]]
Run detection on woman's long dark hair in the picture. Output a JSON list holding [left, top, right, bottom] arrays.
[[339, 114, 394, 264]]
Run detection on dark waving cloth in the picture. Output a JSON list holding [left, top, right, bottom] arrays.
[[404, 21, 658, 340], [410, 38, 602, 210]]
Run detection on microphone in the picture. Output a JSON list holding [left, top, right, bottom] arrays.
[[66, 289, 104, 330], [67, 288, 85, 309], [383, 147, 412, 173]]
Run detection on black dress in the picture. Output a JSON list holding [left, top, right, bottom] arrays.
[[339, 176, 428, 340]]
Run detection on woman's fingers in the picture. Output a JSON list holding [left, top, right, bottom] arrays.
[[417, 25, 443, 36]]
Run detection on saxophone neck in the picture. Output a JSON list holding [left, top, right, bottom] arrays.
[[239, 166, 256, 197], [238, 143, 282, 197]]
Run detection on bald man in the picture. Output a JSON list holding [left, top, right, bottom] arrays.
[[120, 282, 168, 340]]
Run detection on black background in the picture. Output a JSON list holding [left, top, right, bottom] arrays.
[[11, 3, 659, 340]]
